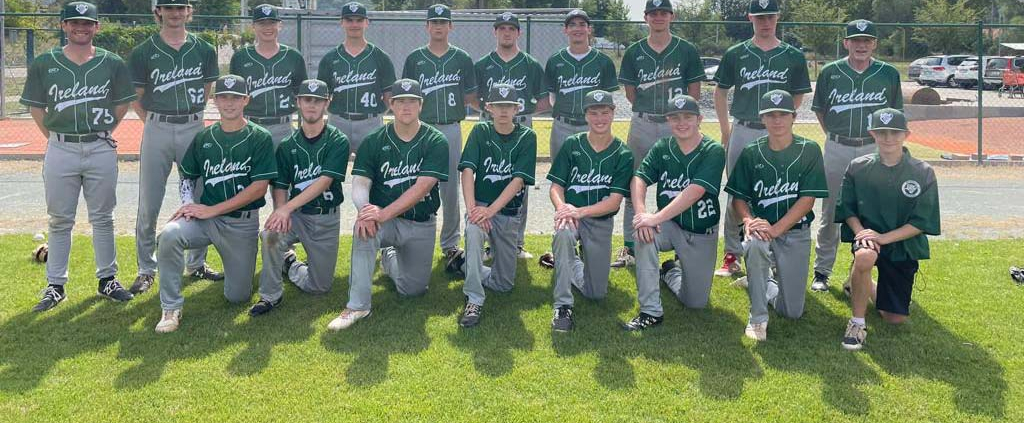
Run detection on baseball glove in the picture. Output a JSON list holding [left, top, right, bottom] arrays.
[[1011, 266, 1024, 286], [33, 243, 48, 263]]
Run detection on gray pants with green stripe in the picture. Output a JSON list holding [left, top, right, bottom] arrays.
[[814, 138, 877, 277], [346, 216, 437, 311], [635, 223, 718, 316], [552, 217, 614, 307], [157, 213, 260, 311], [623, 114, 673, 247], [43, 134, 118, 285], [722, 122, 769, 255], [329, 114, 383, 156], [550, 118, 588, 162], [258, 211, 341, 302], [744, 226, 812, 324], [136, 113, 209, 277], [430, 122, 463, 252], [462, 207, 522, 306]]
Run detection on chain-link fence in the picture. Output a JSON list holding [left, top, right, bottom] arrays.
[[2, 11, 1023, 163]]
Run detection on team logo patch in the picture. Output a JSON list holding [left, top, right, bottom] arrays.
[[224, 78, 236, 89], [202, 143, 213, 149], [758, 0, 770, 9], [901, 180, 921, 198], [291, 148, 297, 154], [76, 4, 88, 14], [307, 81, 319, 92], [770, 92, 783, 105], [662, 155, 670, 160], [151, 54, 161, 60], [653, 0, 662, 7], [856, 21, 868, 32], [593, 92, 605, 102], [674, 97, 687, 109], [499, 87, 510, 98], [382, 145, 391, 152], [435, 6, 444, 15], [571, 150, 581, 156], [879, 112, 894, 125], [349, 4, 359, 12], [243, 62, 253, 67], [501, 11, 513, 21], [48, 68, 60, 74], [261, 5, 272, 16], [401, 81, 412, 91]]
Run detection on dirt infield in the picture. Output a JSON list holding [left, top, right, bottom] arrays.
[[0, 118, 196, 157]]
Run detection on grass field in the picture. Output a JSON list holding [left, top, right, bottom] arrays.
[[0, 234, 1021, 422]]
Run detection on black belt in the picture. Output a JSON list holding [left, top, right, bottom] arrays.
[[672, 220, 715, 235], [150, 112, 201, 124], [53, 132, 106, 143], [555, 116, 587, 126], [499, 207, 520, 217], [636, 112, 667, 123], [338, 112, 379, 121], [829, 133, 875, 147], [248, 115, 292, 125], [737, 119, 766, 130], [300, 206, 338, 215], [226, 210, 255, 219], [427, 121, 460, 126]]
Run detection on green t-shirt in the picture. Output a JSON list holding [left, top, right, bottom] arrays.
[[547, 133, 633, 218], [129, 33, 219, 115], [317, 43, 396, 115], [714, 39, 811, 121], [618, 36, 705, 114], [179, 121, 278, 212], [474, 51, 547, 116], [229, 44, 308, 118], [273, 124, 351, 211], [402, 45, 477, 124], [351, 123, 449, 221], [835, 149, 940, 261], [724, 135, 828, 225], [635, 136, 726, 233], [545, 48, 619, 121], [457, 121, 537, 214], [20, 47, 136, 134], [812, 58, 904, 138]]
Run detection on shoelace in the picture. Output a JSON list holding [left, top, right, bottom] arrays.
[[465, 303, 481, 316], [101, 280, 123, 295], [40, 286, 63, 302]]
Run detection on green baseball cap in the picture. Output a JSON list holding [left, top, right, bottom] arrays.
[[748, 0, 779, 16], [427, 4, 451, 21], [868, 108, 908, 132], [494, 11, 520, 29], [391, 79, 423, 100], [665, 94, 700, 116], [341, 2, 368, 18], [297, 79, 330, 100], [645, 0, 674, 14], [486, 83, 519, 105], [564, 9, 590, 25], [759, 89, 794, 115], [215, 75, 249, 97], [252, 4, 280, 22], [846, 19, 877, 39], [155, 0, 191, 7], [583, 90, 615, 110], [62, 2, 99, 22]]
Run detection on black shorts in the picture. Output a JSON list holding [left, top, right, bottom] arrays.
[[874, 255, 919, 316]]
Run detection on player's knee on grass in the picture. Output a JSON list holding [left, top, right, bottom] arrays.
[[853, 248, 878, 274], [259, 229, 278, 245], [157, 222, 185, 249], [879, 310, 908, 325], [224, 286, 252, 304], [745, 238, 771, 258]]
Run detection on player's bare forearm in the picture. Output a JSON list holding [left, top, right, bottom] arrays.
[[204, 82, 214, 103], [845, 216, 866, 234], [624, 85, 637, 104], [208, 180, 270, 217], [654, 184, 706, 224], [132, 88, 146, 118], [879, 224, 924, 245], [630, 177, 648, 215], [793, 93, 805, 109], [769, 196, 816, 234], [352, 175, 371, 209], [713, 87, 731, 139], [284, 176, 334, 211], [534, 96, 551, 113], [487, 177, 524, 213], [549, 184, 567, 209], [580, 193, 623, 218], [271, 188, 289, 209], [29, 107, 49, 139], [687, 82, 701, 100], [461, 169, 477, 208], [380, 176, 437, 221], [112, 104, 130, 128], [732, 198, 754, 222]]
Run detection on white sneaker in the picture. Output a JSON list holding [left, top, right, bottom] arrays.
[[327, 308, 371, 331], [766, 279, 780, 309], [517, 247, 534, 259], [745, 321, 767, 341], [155, 309, 182, 333], [731, 276, 748, 289]]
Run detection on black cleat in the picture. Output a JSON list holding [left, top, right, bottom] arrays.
[[282, 250, 298, 279], [622, 312, 664, 331], [660, 259, 678, 279], [249, 297, 282, 316], [33, 285, 65, 312], [444, 248, 466, 276], [129, 274, 155, 294], [538, 252, 555, 269], [189, 265, 224, 281], [98, 279, 134, 302], [551, 305, 575, 332], [810, 271, 830, 292], [459, 301, 482, 327]]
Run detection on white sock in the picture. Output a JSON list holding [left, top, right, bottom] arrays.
[[851, 317, 866, 327]]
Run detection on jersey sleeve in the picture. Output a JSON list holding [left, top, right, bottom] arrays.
[[724, 149, 752, 201], [890, 67, 904, 109], [633, 141, 661, 186], [322, 130, 350, 181], [461, 52, 478, 93], [272, 143, 292, 190], [351, 132, 377, 180], [229, 50, 242, 76], [600, 55, 620, 92], [530, 59, 548, 100], [618, 45, 638, 86], [513, 130, 537, 186], [609, 144, 633, 195], [798, 143, 829, 198], [713, 48, 735, 89], [908, 167, 941, 236], [473, 59, 487, 103], [789, 50, 812, 94], [811, 66, 830, 113], [544, 56, 558, 93], [19, 58, 46, 108], [202, 42, 219, 82], [110, 57, 138, 105], [401, 51, 416, 80], [317, 52, 335, 91], [249, 133, 278, 181], [834, 166, 858, 224], [292, 50, 309, 95], [419, 131, 449, 182], [458, 124, 483, 172], [682, 42, 706, 84], [691, 143, 726, 196], [378, 48, 397, 92], [179, 136, 203, 180], [129, 44, 150, 87], [546, 137, 571, 187]]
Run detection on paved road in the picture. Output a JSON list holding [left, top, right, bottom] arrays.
[[1, 161, 1021, 241]]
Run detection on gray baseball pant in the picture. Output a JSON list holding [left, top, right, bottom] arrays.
[[258, 210, 341, 302], [552, 216, 614, 307], [549, 118, 588, 163], [722, 122, 769, 255], [516, 116, 534, 249], [623, 114, 673, 247], [429, 122, 463, 252], [157, 212, 260, 311], [42, 133, 118, 285], [328, 114, 383, 156], [136, 113, 208, 277], [814, 138, 876, 277], [255, 119, 295, 149], [635, 224, 719, 316], [462, 206, 522, 306], [346, 216, 437, 311], [744, 226, 812, 324]]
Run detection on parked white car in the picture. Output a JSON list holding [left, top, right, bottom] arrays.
[[954, 56, 986, 89], [919, 55, 971, 87]]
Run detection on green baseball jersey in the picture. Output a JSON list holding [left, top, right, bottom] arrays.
[[547, 133, 633, 218], [351, 123, 449, 221], [812, 58, 904, 138], [229, 44, 308, 118], [835, 149, 940, 261], [714, 40, 811, 121], [474, 51, 547, 116], [635, 136, 726, 233], [180, 121, 278, 211], [618, 36, 705, 114], [402, 45, 477, 124], [724, 135, 828, 225], [130, 33, 219, 115], [273, 124, 351, 211], [457, 121, 537, 214], [317, 43, 396, 115], [545, 48, 619, 120], [20, 47, 136, 135]]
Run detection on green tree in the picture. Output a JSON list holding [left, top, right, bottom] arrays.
[[673, 0, 731, 55], [789, 0, 846, 76], [580, 0, 639, 56], [913, 0, 981, 54]]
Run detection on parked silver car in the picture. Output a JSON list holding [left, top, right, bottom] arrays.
[[983, 56, 1024, 89], [954, 56, 986, 89], [919, 55, 971, 87], [908, 57, 928, 84]]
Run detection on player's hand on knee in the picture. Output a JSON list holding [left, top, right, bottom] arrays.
[[632, 212, 660, 230], [183, 204, 217, 220], [265, 209, 292, 233], [555, 217, 577, 231], [854, 229, 881, 244], [170, 206, 191, 222], [554, 204, 580, 221], [637, 226, 657, 244], [358, 204, 382, 223], [479, 218, 493, 233]]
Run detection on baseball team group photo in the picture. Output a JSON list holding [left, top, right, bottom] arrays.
[[0, 0, 1020, 421]]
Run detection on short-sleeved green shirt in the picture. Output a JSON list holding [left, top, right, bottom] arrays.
[[129, 33, 219, 115], [273, 124, 351, 211], [618, 36, 705, 114], [179, 121, 278, 211], [635, 136, 726, 233], [547, 133, 633, 218], [724, 135, 828, 225], [458, 121, 537, 214], [20, 47, 136, 134], [474, 51, 547, 116], [545, 48, 619, 121], [812, 58, 904, 138], [229, 44, 308, 118], [351, 123, 449, 221], [317, 43, 396, 115], [835, 149, 940, 261], [402, 45, 477, 124], [714, 40, 811, 121]]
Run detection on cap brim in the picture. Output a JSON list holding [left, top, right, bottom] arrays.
[[494, 22, 519, 29], [297, 94, 330, 100], [585, 104, 615, 110], [216, 90, 249, 97], [666, 109, 700, 116], [427, 17, 451, 21], [748, 11, 780, 16], [845, 34, 877, 39], [869, 126, 907, 132], [342, 14, 368, 18], [644, 7, 674, 14], [759, 107, 793, 114], [391, 93, 423, 99], [63, 16, 99, 22], [486, 100, 520, 105], [565, 17, 590, 24]]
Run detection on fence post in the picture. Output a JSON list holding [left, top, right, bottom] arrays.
[[525, 15, 531, 54], [295, 13, 303, 54], [976, 20, 984, 165], [26, 29, 34, 65], [1, 0, 6, 118]]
